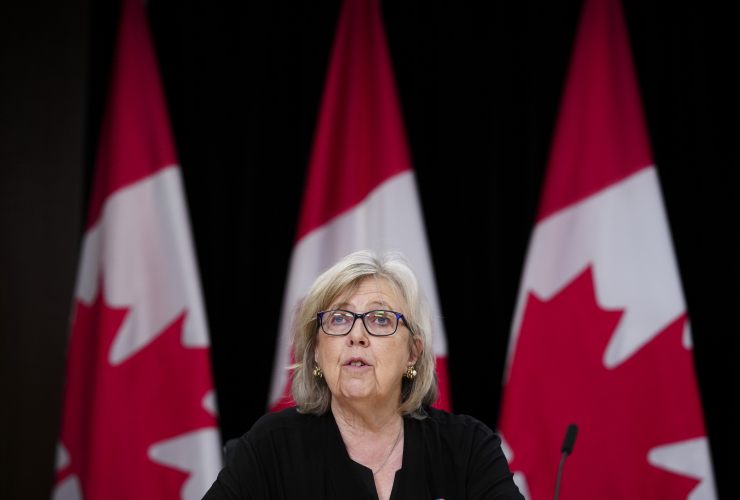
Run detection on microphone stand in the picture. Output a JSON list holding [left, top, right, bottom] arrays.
[[553, 452, 568, 500], [553, 424, 578, 500]]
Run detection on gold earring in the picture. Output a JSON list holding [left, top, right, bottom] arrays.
[[313, 365, 323, 378], [405, 366, 417, 380]]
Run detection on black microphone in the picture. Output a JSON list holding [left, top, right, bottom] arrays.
[[554, 424, 578, 500]]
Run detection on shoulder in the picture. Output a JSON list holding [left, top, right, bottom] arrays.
[[205, 408, 325, 499], [419, 406, 496, 441], [247, 406, 317, 432], [414, 408, 522, 499], [243, 406, 321, 445], [241, 406, 324, 448], [415, 407, 505, 466]]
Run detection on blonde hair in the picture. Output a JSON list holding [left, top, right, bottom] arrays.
[[290, 250, 438, 419]]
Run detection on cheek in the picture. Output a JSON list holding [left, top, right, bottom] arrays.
[[315, 345, 327, 367], [313, 336, 320, 364], [315, 337, 342, 368], [314, 338, 331, 368], [383, 340, 411, 372]]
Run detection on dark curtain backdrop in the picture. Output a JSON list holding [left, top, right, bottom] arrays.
[[1, 1, 88, 499], [1, 0, 736, 499], [142, 0, 735, 495], [144, 1, 738, 495]]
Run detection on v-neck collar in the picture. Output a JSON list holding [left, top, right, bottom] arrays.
[[323, 410, 429, 500], [323, 410, 375, 500], [393, 415, 428, 500]]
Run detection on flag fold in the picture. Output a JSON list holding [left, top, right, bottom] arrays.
[[498, 0, 715, 498], [53, 1, 221, 499], [269, 0, 451, 413]]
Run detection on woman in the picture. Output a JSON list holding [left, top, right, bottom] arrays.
[[204, 250, 523, 500]]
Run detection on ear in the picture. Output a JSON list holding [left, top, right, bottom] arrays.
[[408, 336, 422, 366], [314, 336, 320, 364]]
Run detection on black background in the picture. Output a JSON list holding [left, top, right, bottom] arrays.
[[1, 0, 737, 498]]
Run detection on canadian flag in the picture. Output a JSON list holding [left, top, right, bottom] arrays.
[[52, 0, 222, 499], [497, 0, 716, 498], [268, 0, 451, 413]]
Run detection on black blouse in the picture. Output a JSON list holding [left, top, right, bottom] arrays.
[[203, 406, 523, 500]]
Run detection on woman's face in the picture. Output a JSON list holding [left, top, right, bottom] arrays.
[[315, 276, 420, 411]]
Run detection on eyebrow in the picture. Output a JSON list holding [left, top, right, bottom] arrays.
[[334, 299, 391, 311]]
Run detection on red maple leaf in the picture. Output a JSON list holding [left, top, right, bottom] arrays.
[[56, 281, 218, 499], [500, 267, 706, 499]]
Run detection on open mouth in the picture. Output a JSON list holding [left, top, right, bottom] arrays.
[[347, 360, 367, 367]]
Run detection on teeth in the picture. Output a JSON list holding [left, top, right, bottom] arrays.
[[350, 361, 364, 366]]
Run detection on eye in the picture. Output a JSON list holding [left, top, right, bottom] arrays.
[[330, 312, 352, 324], [367, 311, 394, 327]]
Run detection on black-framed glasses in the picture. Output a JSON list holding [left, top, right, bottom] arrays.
[[317, 310, 406, 336]]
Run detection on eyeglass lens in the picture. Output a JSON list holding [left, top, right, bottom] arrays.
[[321, 310, 398, 336]]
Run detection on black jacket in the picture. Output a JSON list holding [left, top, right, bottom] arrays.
[[203, 406, 523, 500]]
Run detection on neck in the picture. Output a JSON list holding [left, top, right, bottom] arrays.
[[331, 396, 402, 435], [332, 397, 405, 477]]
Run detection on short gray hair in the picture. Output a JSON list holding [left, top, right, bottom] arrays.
[[290, 250, 438, 419]]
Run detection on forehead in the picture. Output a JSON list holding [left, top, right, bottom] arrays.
[[331, 276, 403, 311]]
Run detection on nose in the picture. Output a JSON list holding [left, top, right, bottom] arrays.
[[347, 316, 369, 346]]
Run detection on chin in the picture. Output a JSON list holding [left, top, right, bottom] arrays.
[[338, 381, 374, 400]]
